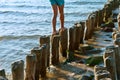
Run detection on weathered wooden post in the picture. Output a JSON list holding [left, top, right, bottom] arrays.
[[0, 69, 6, 78], [79, 22, 85, 43], [113, 45, 120, 80], [95, 10, 100, 28], [31, 45, 48, 79], [103, 4, 112, 22], [91, 13, 96, 28], [74, 24, 83, 50], [98, 10, 104, 26], [39, 35, 50, 67], [75, 22, 85, 44], [85, 19, 90, 40], [108, 0, 114, 10], [89, 14, 93, 39], [25, 54, 36, 80], [114, 38, 120, 46], [0, 69, 8, 80], [103, 50, 113, 59], [85, 13, 96, 40], [117, 13, 120, 31], [94, 11, 99, 28], [95, 70, 111, 80], [106, 45, 120, 79], [94, 65, 109, 80], [11, 60, 24, 80], [51, 35, 60, 65], [89, 14, 95, 38], [59, 28, 68, 57], [39, 44, 48, 78], [0, 76, 8, 80], [94, 65, 107, 73], [69, 27, 76, 51], [31, 47, 41, 80], [104, 56, 116, 80], [79, 21, 85, 30], [112, 31, 120, 40]]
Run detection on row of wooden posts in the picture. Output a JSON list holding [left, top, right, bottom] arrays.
[[94, 0, 120, 79], [0, 0, 120, 80], [94, 30, 120, 80]]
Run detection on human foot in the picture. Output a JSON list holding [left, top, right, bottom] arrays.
[[59, 27, 65, 32], [52, 31, 59, 35], [52, 31, 57, 35]]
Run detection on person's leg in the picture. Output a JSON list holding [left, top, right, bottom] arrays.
[[51, 4, 58, 34], [58, 5, 65, 31]]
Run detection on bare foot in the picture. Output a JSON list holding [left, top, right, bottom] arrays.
[[52, 31, 57, 35], [60, 27, 65, 32]]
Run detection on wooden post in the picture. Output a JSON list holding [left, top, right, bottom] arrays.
[[31, 47, 42, 80], [103, 50, 113, 59], [74, 24, 82, 50], [95, 70, 111, 80], [103, 4, 112, 22], [94, 65, 107, 73], [89, 15, 93, 39], [0, 76, 8, 80], [0, 69, 6, 78], [98, 10, 104, 26], [39, 36, 50, 67], [79, 22, 85, 43], [115, 32, 120, 39], [113, 46, 120, 79], [117, 13, 120, 31], [89, 14, 95, 39], [0, 69, 8, 80], [95, 11, 99, 28], [104, 56, 116, 80], [94, 11, 98, 28], [25, 54, 36, 80], [59, 28, 68, 57], [114, 38, 120, 46], [112, 32, 120, 40], [85, 13, 95, 40], [39, 44, 47, 78], [106, 45, 120, 79], [69, 27, 75, 51], [31, 45, 48, 78], [51, 35, 60, 65], [69, 24, 84, 52], [85, 19, 90, 40], [11, 60, 24, 80]]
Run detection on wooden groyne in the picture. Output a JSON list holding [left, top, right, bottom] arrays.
[[0, 0, 120, 80], [93, 0, 120, 79]]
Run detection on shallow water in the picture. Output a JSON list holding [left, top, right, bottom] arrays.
[[0, 0, 107, 73]]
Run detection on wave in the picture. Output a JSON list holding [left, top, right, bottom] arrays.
[[0, 11, 30, 16], [0, 21, 26, 25], [0, 4, 50, 9], [0, 20, 51, 25], [0, 10, 51, 17], [65, 12, 89, 16], [70, 1, 105, 5], [0, 35, 42, 40]]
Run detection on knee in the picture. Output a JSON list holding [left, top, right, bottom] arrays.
[[60, 13, 64, 20], [53, 14, 58, 19]]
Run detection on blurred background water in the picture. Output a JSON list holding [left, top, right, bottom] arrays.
[[0, 0, 107, 73]]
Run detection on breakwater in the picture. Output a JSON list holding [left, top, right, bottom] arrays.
[[0, 0, 120, 80]]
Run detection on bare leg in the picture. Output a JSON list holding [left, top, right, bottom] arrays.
[[58, 5, 65, 31], [51, 5, 58, 34]]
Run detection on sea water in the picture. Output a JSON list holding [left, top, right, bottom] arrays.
[[0, 0, 106, 73]]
